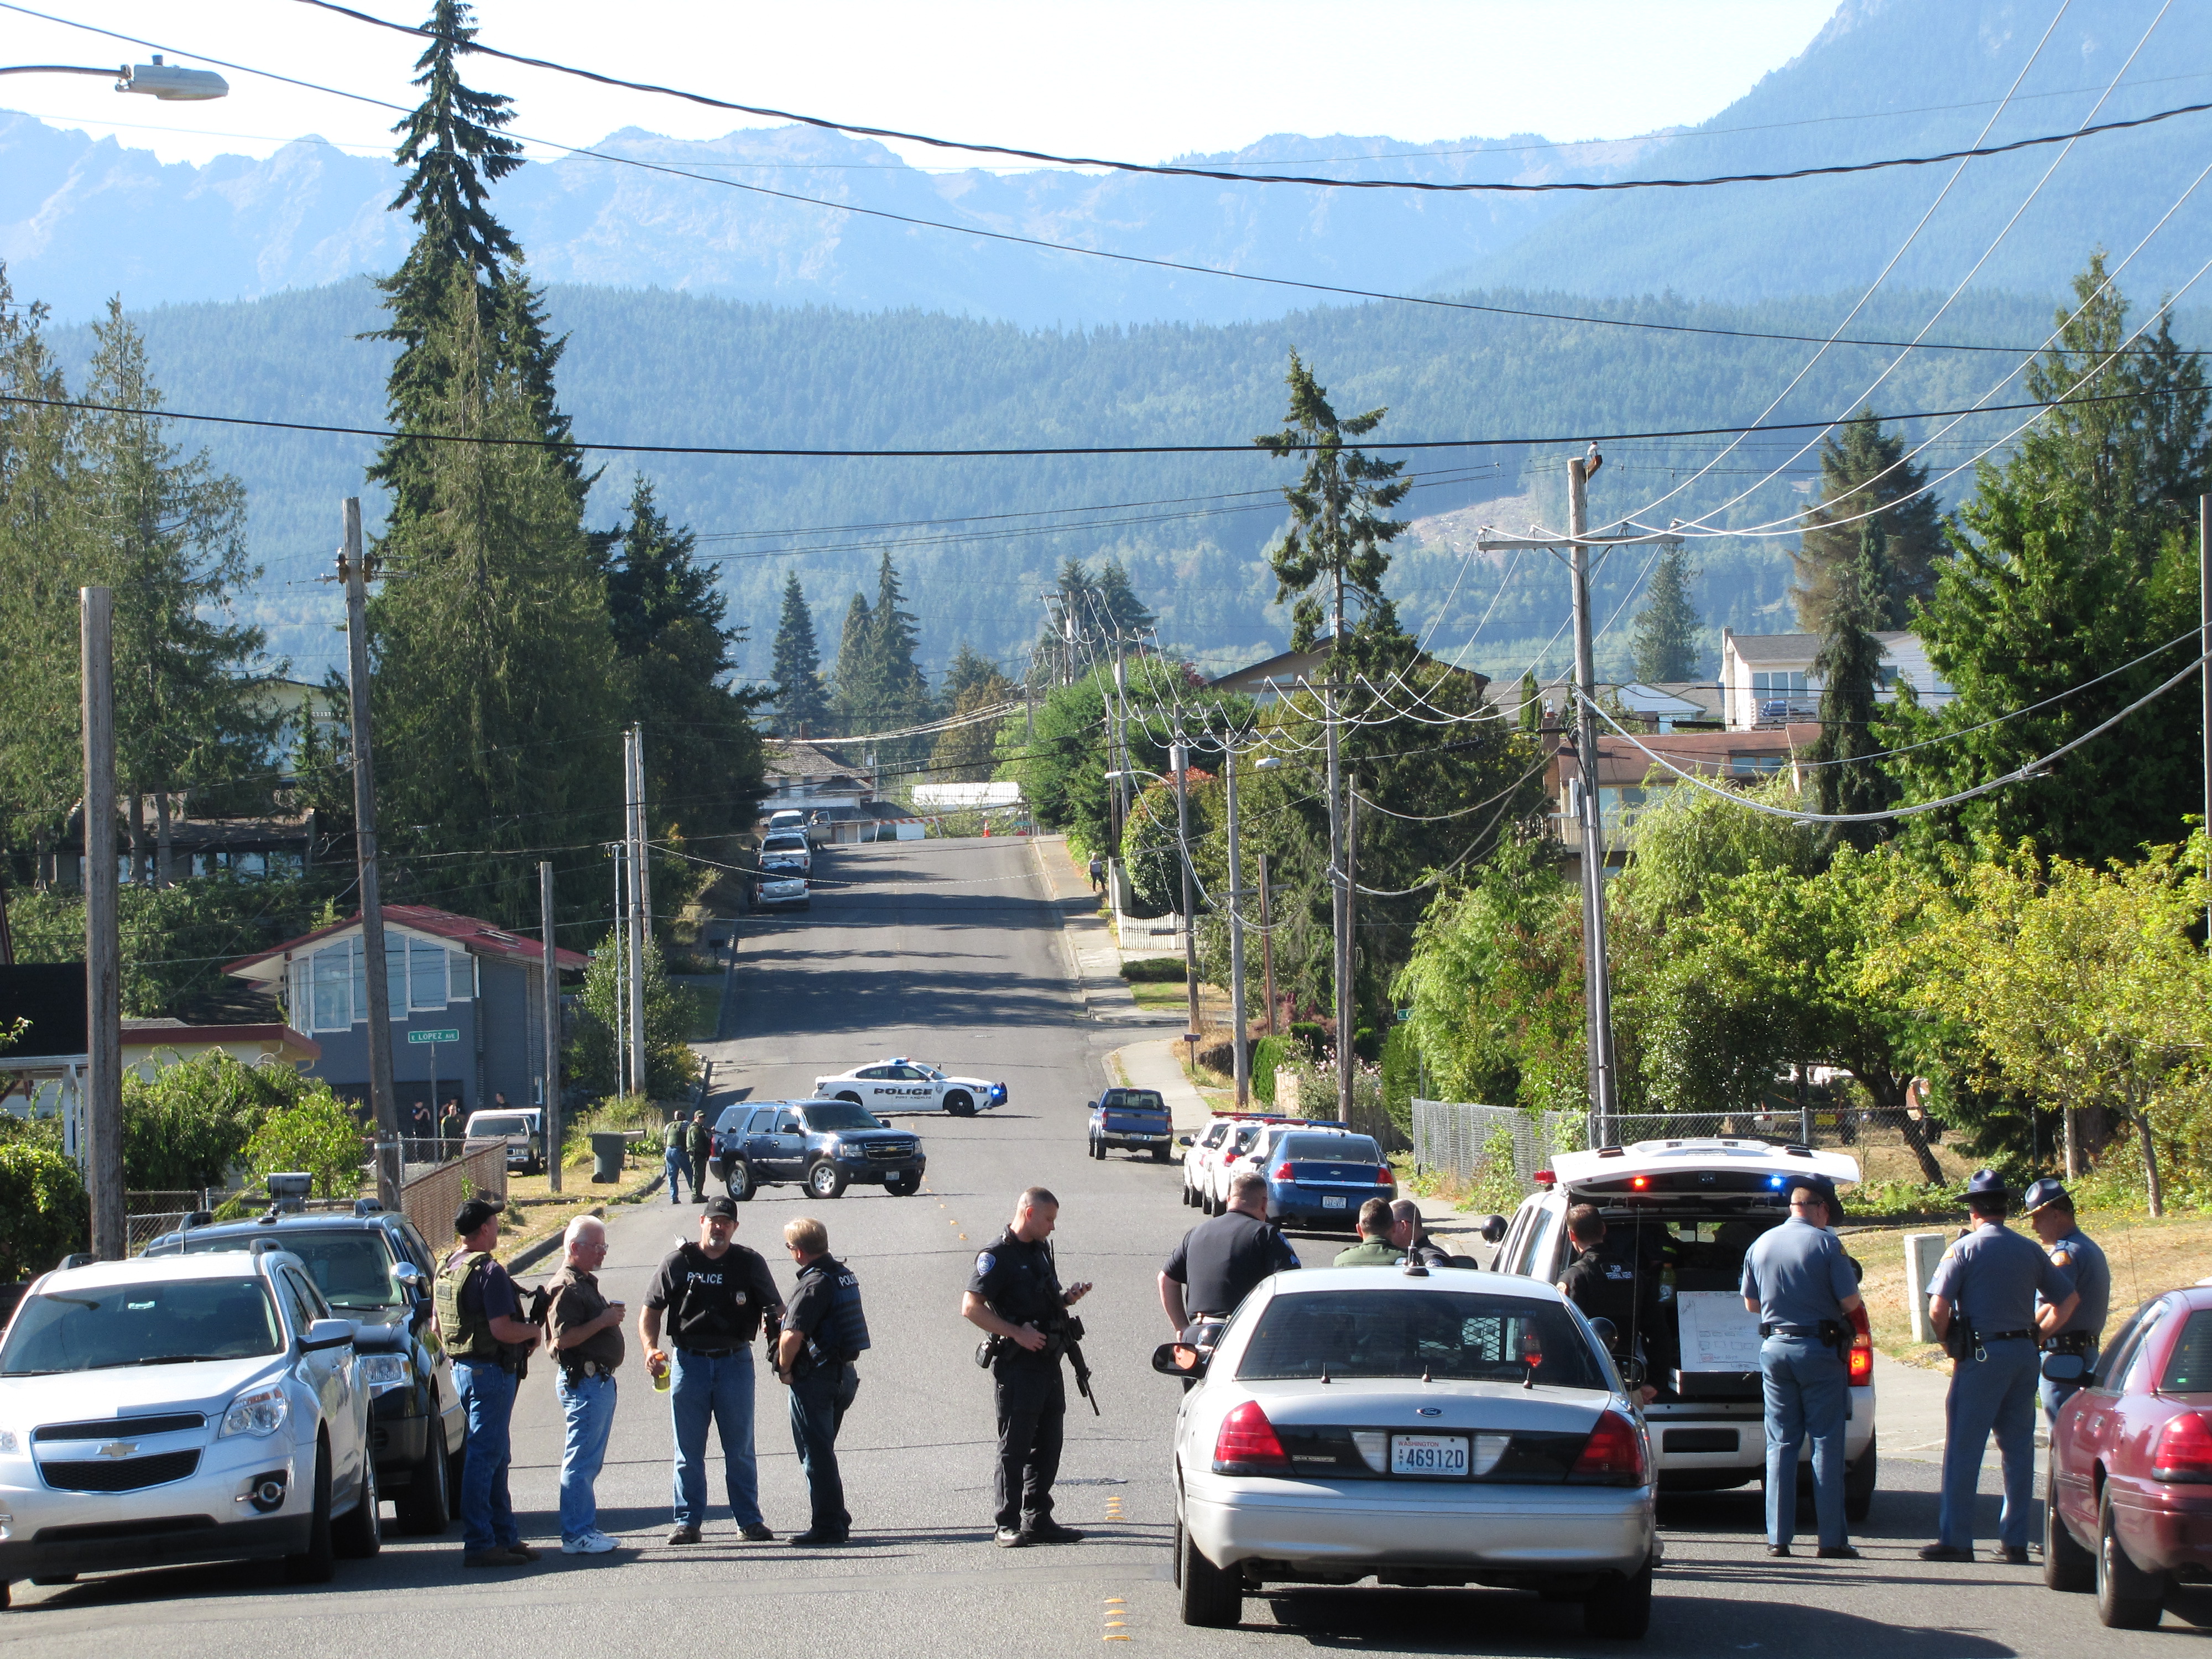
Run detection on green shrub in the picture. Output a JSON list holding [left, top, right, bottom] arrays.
[[242, 1087, 366, 1198], [1288, 1020, 1328, 1058], [122, 1049, 300, 1190], [1120, 956, 1187, 984], [0, 1143, 88, 1280], [1250, 1036, 1287, 1104]]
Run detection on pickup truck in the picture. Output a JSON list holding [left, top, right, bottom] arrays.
[[707, 1098, 926, 1200], [1087, 1087, 1173, 1162]]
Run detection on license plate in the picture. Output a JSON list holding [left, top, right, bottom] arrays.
[[1391, 1434, 1469, 1477], [1322, 1194, 1347, 1209]]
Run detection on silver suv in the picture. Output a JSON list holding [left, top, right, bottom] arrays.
[[0, 1246, 379, 1604]]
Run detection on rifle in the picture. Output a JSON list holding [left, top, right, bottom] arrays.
[[1050, 1311, 1100, 1417]]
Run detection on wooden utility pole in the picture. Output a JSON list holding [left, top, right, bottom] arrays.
[[541, 859, 562, 1193], [81, 586, 123, 1259], [1174, 736, 1199, 1068], [1225, 740, 1249, 1108], [1257, 850, 1276, 1036], [624, 728, 648, 1100], [1566, 452, 1619, 1145], [340, 500, 401, 1209]]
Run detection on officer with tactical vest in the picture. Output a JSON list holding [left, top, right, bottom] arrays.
[[436, 1197, 544, 1569], [774, 1215, 871, 1546], [2023, 1177, 2111, 1421], [662, 1114, 693, 1204]]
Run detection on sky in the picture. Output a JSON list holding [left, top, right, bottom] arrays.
[[0, 0, 1841, 173]]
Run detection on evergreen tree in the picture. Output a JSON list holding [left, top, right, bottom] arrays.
[[1793, 410, 1944, 632], [1518, 669, 1542, 733], [1808, 527, 1895, 848], [1629, 545, 1701, 682], [831, 590, 873, 733], [930, 646, 1015, 782], [868, 548, 928, 718], [770, 571, 827, 735], [1094, 557, 1157, 638]]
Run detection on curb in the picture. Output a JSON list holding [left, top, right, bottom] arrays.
[[508, 1205, 604, 1275]]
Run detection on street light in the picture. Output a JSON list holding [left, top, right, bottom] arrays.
[[0, 55, 228, 100]]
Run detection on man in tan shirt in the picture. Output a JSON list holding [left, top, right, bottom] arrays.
[[546, 1214, 627, 1554]]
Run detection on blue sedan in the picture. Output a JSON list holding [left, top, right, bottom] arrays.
[[1257, 1128, 1396, 1232]]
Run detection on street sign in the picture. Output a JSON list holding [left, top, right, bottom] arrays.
[[409, 1028, 459, 1045]]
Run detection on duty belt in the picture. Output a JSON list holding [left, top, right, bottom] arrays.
[[1760, 1323, 1825, 1337], [2042, 1331, 2096, 1354], [561, 1358, 615, 1380], [677, 1345, 738, 1358], [1981, 1329, 2036, 1342]]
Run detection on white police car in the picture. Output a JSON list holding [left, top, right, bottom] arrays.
[[813, 1058, 1006, 1117]]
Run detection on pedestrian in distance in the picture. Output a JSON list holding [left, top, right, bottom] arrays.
[[662, 1113, 692, 1205], [687, 1110, 713, 1204], [545, 1214, 627, 1556], [407, 1097, 432, 1154], [1333, 1197, 1402, 1266], [1740, 1178, 1865, 1559], [774, 1215, 871, 1547], [2023, 1177, 2110, 1423], [640, 1196, 786, 1545], [1920, 1169, 2079, 1564], [1162, 1169, 1301, 1330], [1556, 1204, 1663, 1400], [963, 1186, 1093, 1547], [435, 1197, 543, 1569], [1088, 855, 1105, 894]]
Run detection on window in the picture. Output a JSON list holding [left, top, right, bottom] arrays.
[[312, 946, 352, 1032], [744, 1109, 776, 1134], [190, 1230, 403, 1312], [2096, 1301, 2166, 1391], [1730, 754, 1786, 776], [857, 1067, 891, 1080], [1237, 1289, 1608, 1390], [1751, 671, 1809, 698], [774, 1110, 803, 1134], [1280, 1133, 1381, 1164], [1515, 1207, 1560, 1280], [448, 948, 472, 1002], [409, 938, 447, 1010], [2160, 1311, 2212, 1393], [1, 1278, 282, 1373]]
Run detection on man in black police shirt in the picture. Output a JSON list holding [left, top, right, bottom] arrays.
[[1159, 1169, 1300, 1334], [962, 1186, 1093, 1548]]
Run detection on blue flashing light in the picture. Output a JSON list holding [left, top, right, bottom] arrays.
[[1768, 1175, 1785, 1187]]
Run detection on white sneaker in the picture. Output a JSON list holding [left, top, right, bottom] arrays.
[[563, 1531, 618, 1555]]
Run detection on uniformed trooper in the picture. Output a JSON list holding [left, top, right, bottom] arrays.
[[1556, 1204, 1664, 1384], [1164, 1168, 1303, 1321], [1921, 1170, 2078, 1564], [962, 1187, 1094, 1547], [2022, 1177, 2110, 1422], [1740, 1178, 1864, 1560]]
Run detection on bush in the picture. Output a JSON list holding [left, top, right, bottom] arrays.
[[1250, 1036, 1288, 1104], [1288, 1020, 1328, 1058], [242, 1087, 366, 1198], [1120, 956, 1187, 983], [122, 1049, 300, 1190], [1380, 1023, 1418, 1136], [569, 934, 703, 1100], [0, 1143, 88, 1280]]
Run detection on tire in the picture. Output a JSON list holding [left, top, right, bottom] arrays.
[[1844, 1432, 1876, 1524], [2045, 1463, 2093, 1593], [946, 1092, 976, 1118], [333, 1447, 382, 1560], [1151, 1144, 1172, 1164], [726, 1159, 757, 1202], [2099, 1489, 2166, 1628], [886, 1172, 920, 1196], [807, 1159, 849, 1201], [1181, 1181, 1193, 1207], [28, 1574, 75, 1585], [397, 1417, 451, 1535], [1583, 1556, 1655, 1640], [1178, 1516, 1243, 1628], [283, 1439, 336, 1584]]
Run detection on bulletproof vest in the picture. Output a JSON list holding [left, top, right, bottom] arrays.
[[662, 1120, 686, 1152], [808, 1260, 872, 1364], [435, 1251, 502, 1360]]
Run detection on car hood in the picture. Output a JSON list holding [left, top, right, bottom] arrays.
[[821, 1128, 919, 1145], [1, 1355, 292, 1425]]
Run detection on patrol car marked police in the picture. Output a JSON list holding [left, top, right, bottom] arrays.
[[1488, 1138, 1876, 1517], [813, 1058, 1007, 1117]]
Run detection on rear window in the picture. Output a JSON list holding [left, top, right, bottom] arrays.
[[188, 1229, 403, 1310], [1103, 1091, 1165, 1111], [1237, 1289, 1610, 1390], [763, 834, 807, 851], [2161, 1311, 2212, 1393], [1281, 1134, 1379, 1163]]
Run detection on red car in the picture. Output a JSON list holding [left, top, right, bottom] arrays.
[[2046, 1283, 2212, 1627]]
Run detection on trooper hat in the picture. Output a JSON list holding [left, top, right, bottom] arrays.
[[1964, 1168, 2008, 1202], [2022, 1177, 2071, 1215]]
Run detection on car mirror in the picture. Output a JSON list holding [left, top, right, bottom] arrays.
[[1479, 1214, 1509, 1244], [1176, 1135, 1193, 1147], [300, 1317, 357, 1352], [392, 1262, 429, 1300], [1618, 1355, 1646, 1390], [1152, 1341, 1208, 1380], [1085, 1101, 1097, 1113]]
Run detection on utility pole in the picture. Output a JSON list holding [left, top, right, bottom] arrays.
[[1257, 850, 1276, 1036], [609, 841, 628, 1095], [624, 728, 648, 1102], [1174, 735, 1200, 1070], [1225, 741, 1249, 1108], [1341, 773, 1358, 1123], [1567, 451, 1620, 1146], [1111, 650, 1129, 856], [81, 586, 122, 1259], [340, 500, 401, 1209], [1323, 682, 1349, 1123], [540, 860, 562, 1193]]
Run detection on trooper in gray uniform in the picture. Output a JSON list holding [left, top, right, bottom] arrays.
[[1740, 1177, 1865, 1560], [1921, 1170, 2077, 1564], [2022, 1177, 2110, 1422]]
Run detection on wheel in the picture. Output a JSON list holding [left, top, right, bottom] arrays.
[[1152, 1144, 1172, 1164], [885, 1172, 920, 1196], [397, 1417, 450, 1535], [726, 1159, 756, 1202], [1583, 1556, 1654, 1639], [1844, 1431, 1876, 1523], [1178, 1515, 1243, 1627], [333, 1447, 382, 1559], [2098, 1489, 2165, 1628], [1181, 1181, 1193, 1207], [946, 1092, 976, 1117], [834, 1092, 863, 1105], [2045, 1463, 2093, 1592], [0, 1580, 9, 1608], [283, 1440, 336, 1583], [807, 1159, 849, 1201]]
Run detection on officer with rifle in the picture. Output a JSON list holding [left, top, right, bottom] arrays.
[[962, 1186, 1094, 1548]]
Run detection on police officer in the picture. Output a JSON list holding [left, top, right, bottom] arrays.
[[436, 1197, 543, 1569], [775, 1214, 870, 1547], [2023, 1177, 2110, 1422], [1557, 1204, 1665, 1383], [1921, 1170, 2078, 1564], [1163, 1168, 1303, 1319], [662, 1114, 692, 1204], [686, 1110, 713, 1204], [962, 1186, 1093, 1548], [1740, 1178, 1864, 1560]]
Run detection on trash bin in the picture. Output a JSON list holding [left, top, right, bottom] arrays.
[[591, 1131, 629, 1184]]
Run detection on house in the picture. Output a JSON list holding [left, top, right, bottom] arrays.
[[1719, 629, 1950, 731], [1549, 722, 1818, 877], [122, 1019, 320, 1078], [1208, 634, 1490, 705], [761, 740, 875, 815], [225, 904, 586, 1119]]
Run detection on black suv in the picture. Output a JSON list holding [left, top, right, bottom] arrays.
[[707, 1099, 926, 1200], [144, 1204, 466, 1535]]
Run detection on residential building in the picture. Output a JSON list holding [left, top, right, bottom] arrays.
[[1549, 722, 1817, 877], [1208, 635, 1490, 705], [1718, 629, 1949, 731], [121, 1019, 320, 1079]]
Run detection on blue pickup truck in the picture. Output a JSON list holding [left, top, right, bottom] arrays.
[[1087, 1087, 1174, 1162], [707, 1098, 926, 1200]]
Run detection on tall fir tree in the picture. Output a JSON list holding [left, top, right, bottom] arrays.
[[1629, 545, 1701, 682], [1793, 410, 1944, 632], [931, 645, 1014, 782], [1094, 558, 1156, 638], [831, 591, 873, 733], [1809, 526, 1895, 848], [770, 571, 827, 735]]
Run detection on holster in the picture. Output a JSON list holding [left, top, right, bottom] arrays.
[[1942, 1309, 1976, 1362]]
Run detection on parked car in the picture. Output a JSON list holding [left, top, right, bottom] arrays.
[[2044, 1282, 2212, 1626], [464, 1107, 544, 1176], [1088, 1088, 1174, 1161], [765, 809, 806, 834], [758, 831, 812, 877], [755, 875, 811, 913], [1248, 1125, 1394, 1232], [1185, 1113, 1290, 1214], [1488, 1137, 1874, 1515], [1155, 1265, 1657, 1634], [144, 1206, 464, 1536], [0, 1246, 381, 1604], [707, 1098, 926, 1200], [813, 1057, 1006, 1117]]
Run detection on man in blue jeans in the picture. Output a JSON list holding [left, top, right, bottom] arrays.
[[639, 1196, 786, 1544], [662, 1115, 692, 1204], [545, 1214, 627, 1554], [434, 1197, 543, 1569]]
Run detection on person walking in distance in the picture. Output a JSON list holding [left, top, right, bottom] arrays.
[[1740, 1179, 1865, 1560], [662, 1113, 692, 1205], [545, 1214, 625, 1555], [1921, 1170, 2078, 1564], [774, 1216, 870, 1546], [686, 1110, 713, 1204], [963, 1187, 1093, 1547], [435, 1197, 542, 1568], [1164, 1169, 1302, 1327], [640, 1196, 786, 1544], [2022, 1178, 2110, 1422]]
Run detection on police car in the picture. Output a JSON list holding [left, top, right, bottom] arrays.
[[812, 1058, 1007, 1117], [1486, 1138, 1876, 1516], [1179, 1112, 1288, 1213]]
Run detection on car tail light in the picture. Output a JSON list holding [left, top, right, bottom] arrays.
[[1275, 1162, 1293, 1180], [1630, 1175, 1649, 1190], [1213, 1400, 1292, 1476], [1568, 1410, 1647, 1485], [1534, 1170, 1556, 1186], [2154, 1412, 2212, 1482], [1376, 1166, 1395, 1187], [1848, 1311, 1872, 1386]]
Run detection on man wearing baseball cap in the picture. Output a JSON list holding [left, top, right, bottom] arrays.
[[1921, 1170, 2078, 1563], [2023, 1177, 2110, 1422]]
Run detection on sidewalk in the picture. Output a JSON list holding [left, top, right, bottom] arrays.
[[1028, 834, 1181, 1032]]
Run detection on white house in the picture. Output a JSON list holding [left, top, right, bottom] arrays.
[[1718, 629, 1951, 731]]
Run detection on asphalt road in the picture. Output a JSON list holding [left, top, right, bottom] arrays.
[[6, 836, 2200, 1656]]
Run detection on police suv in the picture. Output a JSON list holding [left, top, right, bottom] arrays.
[[1487, 1138, 1876, 1517]]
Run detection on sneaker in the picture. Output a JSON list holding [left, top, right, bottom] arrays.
[[563, 1532, 618, 1555], [666, 1525, 702, 1546], [1020, 1520, 1085, 1546], [994, 1526, 1029, 1548], [739, 1522, 776, 1542]]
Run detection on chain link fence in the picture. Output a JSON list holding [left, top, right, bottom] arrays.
[[1411, 1101, 1585, 1192], [126, 1190, 216, 1255]]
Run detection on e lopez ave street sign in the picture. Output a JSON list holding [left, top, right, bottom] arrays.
[[408, 1027, 460, 1045]]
